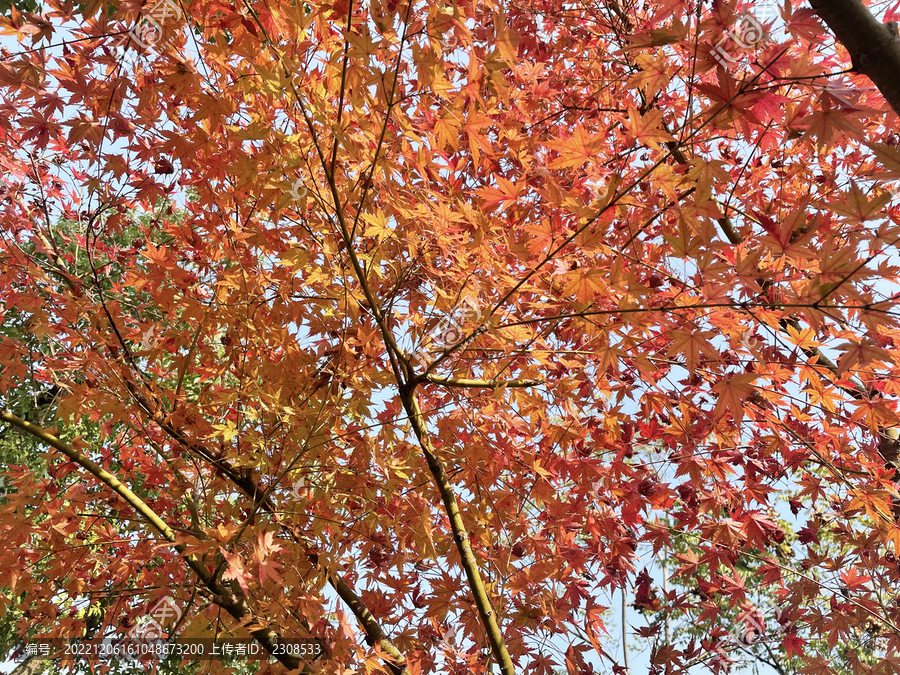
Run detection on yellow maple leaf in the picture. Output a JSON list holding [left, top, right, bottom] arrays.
[[564, 268, 608, 303], [784, 324, 820, 350]]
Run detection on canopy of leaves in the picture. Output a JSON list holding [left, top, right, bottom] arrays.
[[2, 0, 900, 674]]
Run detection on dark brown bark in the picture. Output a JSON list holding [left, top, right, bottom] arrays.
[[808, 0, 900, 117]]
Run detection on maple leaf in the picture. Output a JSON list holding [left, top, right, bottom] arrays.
[[624, 25, 687, 50], [797, 525, 820, 545], [627, 53, 672, 101], [474, 176, 523, 210], [827, 182, 891, 222], [782, 632, 807, 659], [254, 530, 283, 585], [741, 510, 779, 547], [714, 374, 758, 422], [547, 126, 606, 169], [523, 219, 555, 257], [839, 566, 872, 591], [784, 324, 820, 351], [21, 12, 53, 43], [673, 549, 701, 577], [798, 657, 834, 675], [667, 330, 718, 374], [221, 550, 252, 595], [624, 107, 675, 150], [835, 338, 891, 376], [64, 115, 104, 145], [564, 643, 591, 675], [564, 267, 608, 303], [683, 158, 732, 202], [866, 141, 900, 178], [709, 518, 745, 547]]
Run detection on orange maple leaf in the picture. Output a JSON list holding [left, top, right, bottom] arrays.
[[547, 126, 606, 169], [715, 373, 758, 422], [624, 107, 675, 151]]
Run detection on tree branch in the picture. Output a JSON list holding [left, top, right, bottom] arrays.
[[809, 0, 900, 117], [424, 376, 544, 389], [332, 576, 406, 672], [398, 385, 515, 675]]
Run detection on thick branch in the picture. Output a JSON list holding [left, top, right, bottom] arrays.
[[0, 411, 303, 672], [425, 376, 544, 389], [331, 576, 406, 672], [808, 0, 900, 117], [399, 385, 515, 675]]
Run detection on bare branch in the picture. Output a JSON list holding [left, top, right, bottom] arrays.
[[424, 376, 544, 389]]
